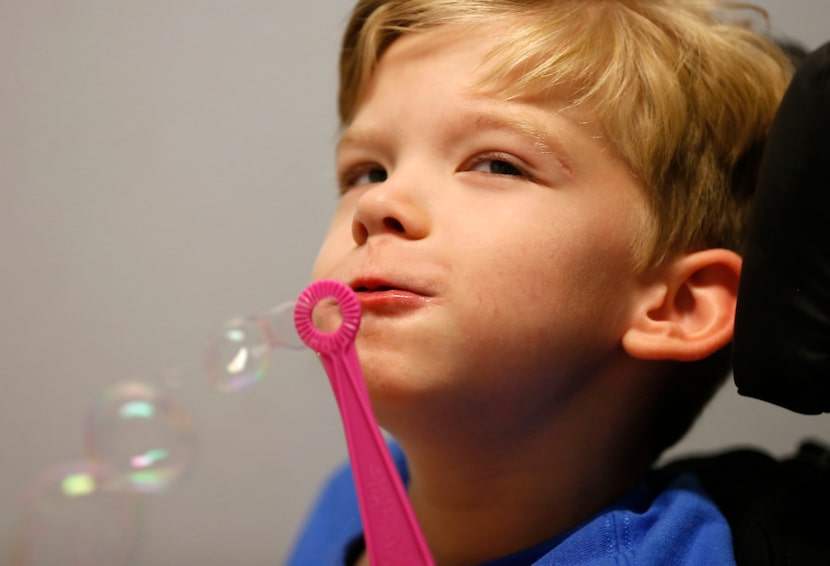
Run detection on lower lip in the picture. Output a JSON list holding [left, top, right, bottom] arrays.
[[356, 290, 431, 314]]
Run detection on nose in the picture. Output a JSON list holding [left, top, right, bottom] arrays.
[[351, 180, 431, 245]]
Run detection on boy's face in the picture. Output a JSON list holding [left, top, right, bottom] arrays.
[[312, 25, 653, 427]]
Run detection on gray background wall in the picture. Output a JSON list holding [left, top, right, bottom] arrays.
[[1, 1, 827, 564]]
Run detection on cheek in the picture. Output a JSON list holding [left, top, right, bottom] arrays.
[[311, 207, 355, 280], [468, 212, 637, 333]]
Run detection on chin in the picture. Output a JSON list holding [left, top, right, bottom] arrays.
[[357, 350, 446, 411]]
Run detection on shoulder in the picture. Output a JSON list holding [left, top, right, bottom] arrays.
[[527, 469, 735, 565], [285, 459, 363, 565], [285, 443, 408, 565], [662, 441, 830, 566]]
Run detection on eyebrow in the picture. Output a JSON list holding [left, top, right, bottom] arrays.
[[337, 127, 381, 153], [337, 109, 579, 176], [465, 112, 576, 175]]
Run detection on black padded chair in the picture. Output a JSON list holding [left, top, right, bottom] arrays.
[[667, 40, 830, 566], [733, 40, 830, 415]]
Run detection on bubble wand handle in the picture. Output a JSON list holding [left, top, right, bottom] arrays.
[[294, 280, 435, 566]]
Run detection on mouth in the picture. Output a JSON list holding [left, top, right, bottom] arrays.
[[354, 284, 397, 293], [350, 278, 413, 294], [348, 277, 432, 313]]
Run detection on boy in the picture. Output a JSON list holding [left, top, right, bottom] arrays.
[[289, 1, 793, 564]]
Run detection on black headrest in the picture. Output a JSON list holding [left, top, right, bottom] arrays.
[[733, 41, 830, 414]]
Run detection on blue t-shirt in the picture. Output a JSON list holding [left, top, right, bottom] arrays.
[[287, 444, 735, 565]]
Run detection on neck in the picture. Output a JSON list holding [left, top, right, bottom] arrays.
[[385, 367, 656, 565]]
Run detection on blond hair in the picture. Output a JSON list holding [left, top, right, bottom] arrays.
[[338, 0, 793, 270]]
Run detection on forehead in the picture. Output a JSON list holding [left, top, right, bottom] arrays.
[[343, 18, 608, 131], [339, 25, 606, 161], [362, 25, 497, 105], [339, 4, 607, 124]]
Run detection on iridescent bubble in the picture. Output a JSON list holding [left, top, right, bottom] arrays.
[[204, 315, 272, 391], [9, 460, 143, 566], [204, 301, 305, 392], [261, 301, 305, 350], [85, 381, 196, 493]]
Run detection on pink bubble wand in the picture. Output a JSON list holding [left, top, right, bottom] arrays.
[[294, 280, 435, 566]]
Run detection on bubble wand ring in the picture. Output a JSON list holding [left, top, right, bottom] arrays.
[[294, 280, 434, 565]]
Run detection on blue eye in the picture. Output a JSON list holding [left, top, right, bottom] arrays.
[[471, 156, 526, 177], [488, 160, 522, 175], [352, 167, 388, 186]]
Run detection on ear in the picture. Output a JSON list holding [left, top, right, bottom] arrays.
[[622, 249, 742, 361]]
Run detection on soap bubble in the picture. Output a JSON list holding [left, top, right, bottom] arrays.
[[204, 301, 305, 392], [261, 301, 305, 351], [9, 460, 142, 566], [85, 381, 196, 493], [204, 315, 272, 391]]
